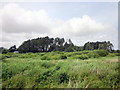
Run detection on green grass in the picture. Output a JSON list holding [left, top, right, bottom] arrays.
[[1, 50, 120, 88]]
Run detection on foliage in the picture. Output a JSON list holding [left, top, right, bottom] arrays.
[[18, 36, 74, 53], [87, 52, 99, 58], [0, 47, 9, 54], [9, 45, 17, 52], [83, 41, 113, 52], [41, 55, 51, 60], [1, 49, 9, 54], [2, 54, 119, 88], [78, 54, 89, 60], [115, 53, 120, 56], [95, 50, 108, 57], [58, 72, 69, 84], [59, 55, 67, 59], [17, 36, 114, 53]]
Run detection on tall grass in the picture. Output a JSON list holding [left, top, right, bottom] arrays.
[[1, 50, 120, 88]]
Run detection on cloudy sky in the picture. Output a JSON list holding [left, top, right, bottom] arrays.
[[0, 2, 118, 49]]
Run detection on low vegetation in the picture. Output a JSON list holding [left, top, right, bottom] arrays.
[[1, 50, 120, 88]]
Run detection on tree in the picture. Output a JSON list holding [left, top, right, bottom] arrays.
[[83, 41, 114, 52], [64, 45, 74, 52], [64, 39, 74, 52], [106, 41, 113, 52], [17, 36, 114, 53], [0, 47, 8, 54], [9, 45, 16, 52], [83, 42, 94, 50]]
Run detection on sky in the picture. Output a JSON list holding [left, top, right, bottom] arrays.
[[0, 2, 118, 49]]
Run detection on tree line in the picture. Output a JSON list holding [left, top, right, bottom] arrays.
[[0, 36, 117, 54]]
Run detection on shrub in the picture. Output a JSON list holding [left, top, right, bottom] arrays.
[[59, 55, 67, 59], [39, 53, 45, 56], [36, 70, 53, 83], [41, 55, 51, 60], [66, 53, 73, 57], [18, 54, 29, 58], [107, 53, 116, 57], [51, 55, 60, 60], [0, 55, 6, 61], [73, 54, 89, 60], [58, 72, 69, 83], [11, 54, 20, 57], [41, 62, 55, 68], [95, 50, 109, 57], [87, 52, 100, 58], [52, 51, 64, 54], [115, 53, 120, 56], [81, 51, 89, 54], [55, 66, 61, 70], [78, 54, 89, 60], [2, 53, 13, 59], [1, 49, 9, 54]]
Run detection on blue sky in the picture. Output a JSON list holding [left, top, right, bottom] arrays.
[[17, 2, 118, 27], [0, 2, 118, 49], [2, 2, 117, 23]]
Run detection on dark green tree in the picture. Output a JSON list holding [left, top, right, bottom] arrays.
[[0, 47, 9, 54], [83, 41, 113, 52], [9, 45, 16, 52]]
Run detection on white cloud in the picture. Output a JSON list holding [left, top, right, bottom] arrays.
[[1, 3, 53, 33], [0, 3, 118, 49], [52, 15, 109, 36]]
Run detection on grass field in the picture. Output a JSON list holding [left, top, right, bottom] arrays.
[[1, 50, 120, 88]]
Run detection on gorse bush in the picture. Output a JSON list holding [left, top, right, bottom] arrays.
[[95, 50, 108, 57], [58, 72, 69, 84], [78, 54, 89, 60], [51, 54, 61, 60], [59, 55, 67, 59], [41, 62, 55, 68], [73, 54, 89, 60], [87, 52, 100, 58], [115, 53, 120, 56], [41, 55, 51, 60], [35, 70, 54, 83], [2, 53, 12, 58], [0, 55, 5, 61], [107, 53, 116, 57]]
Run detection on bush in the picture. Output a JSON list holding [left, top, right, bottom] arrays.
[[41, 62, 55, 68], [107, 53, 116, 57], [87, 52, 100, 58], [59, 55, 67, 59], [41, 55, 51, 60], [58, 72, 69, 83], [66, 53, 73, 57], [1, 49, 9, 54], [2, 53, 13, 58], [51, 55, 60, 60], [115, 53, 120, 56], [0, 55, 5, 61], [39, 53, 45, 56], [95, 50, 109, 57], [73, 54, 89, 60], [78, 54, 89, 60], [18, 54, 29, 58], [81, 51, 89, 54], [52, 51, 64, 54]]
